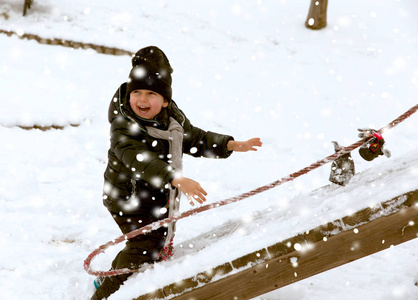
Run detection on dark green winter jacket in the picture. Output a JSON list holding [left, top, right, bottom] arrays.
[[103, 83, 234, 214]]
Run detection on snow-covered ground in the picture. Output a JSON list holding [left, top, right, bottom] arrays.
[[0, 0, 417, 299]]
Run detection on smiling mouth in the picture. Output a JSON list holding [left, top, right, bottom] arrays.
[[138, 106, 150, 113]]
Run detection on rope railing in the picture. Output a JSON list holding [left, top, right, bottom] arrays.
[[84, 104, 418, 277]]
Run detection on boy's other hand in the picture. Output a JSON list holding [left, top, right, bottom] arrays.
[[171, 176, 207, 206], [227, 138, 262, 152]]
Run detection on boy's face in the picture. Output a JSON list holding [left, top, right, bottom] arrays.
[[129, 89, 168, 119]]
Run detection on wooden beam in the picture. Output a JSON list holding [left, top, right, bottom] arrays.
[[133, 190, 418, 300]]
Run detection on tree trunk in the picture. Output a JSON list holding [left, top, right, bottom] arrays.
[[305, 0, 328, 30]]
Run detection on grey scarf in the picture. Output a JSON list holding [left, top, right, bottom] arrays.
[[146, 117, 183, 256]]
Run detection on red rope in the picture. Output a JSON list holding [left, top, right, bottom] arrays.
[[84, 104, 418, 277]]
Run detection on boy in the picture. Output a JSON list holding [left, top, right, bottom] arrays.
[[91, 46, 262, 300]]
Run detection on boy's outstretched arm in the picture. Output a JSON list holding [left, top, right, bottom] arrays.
[[227, 137, 262, 152]]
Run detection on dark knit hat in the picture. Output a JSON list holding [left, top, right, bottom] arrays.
[[126, 46, 173, 100]]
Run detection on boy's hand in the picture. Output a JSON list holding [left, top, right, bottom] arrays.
[[227, 138, 262, 152], [171, 176, 207, 206]]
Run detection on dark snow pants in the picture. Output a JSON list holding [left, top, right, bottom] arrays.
[[91, 210, 168, 300]]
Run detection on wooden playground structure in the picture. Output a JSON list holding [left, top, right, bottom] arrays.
[[132, 189, 418, 300]]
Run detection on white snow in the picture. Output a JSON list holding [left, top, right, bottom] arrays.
[[1, 0, 418, 299]]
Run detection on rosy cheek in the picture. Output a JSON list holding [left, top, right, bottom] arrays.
[[130, 102, 137, 112]]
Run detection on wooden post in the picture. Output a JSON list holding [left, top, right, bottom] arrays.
[[305, 0, 328, 30], [23, 0, 32, 16]]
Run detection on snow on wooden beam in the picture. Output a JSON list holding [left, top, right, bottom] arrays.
[[0, 29, 134, 56], [133, 190, 418, 300]]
